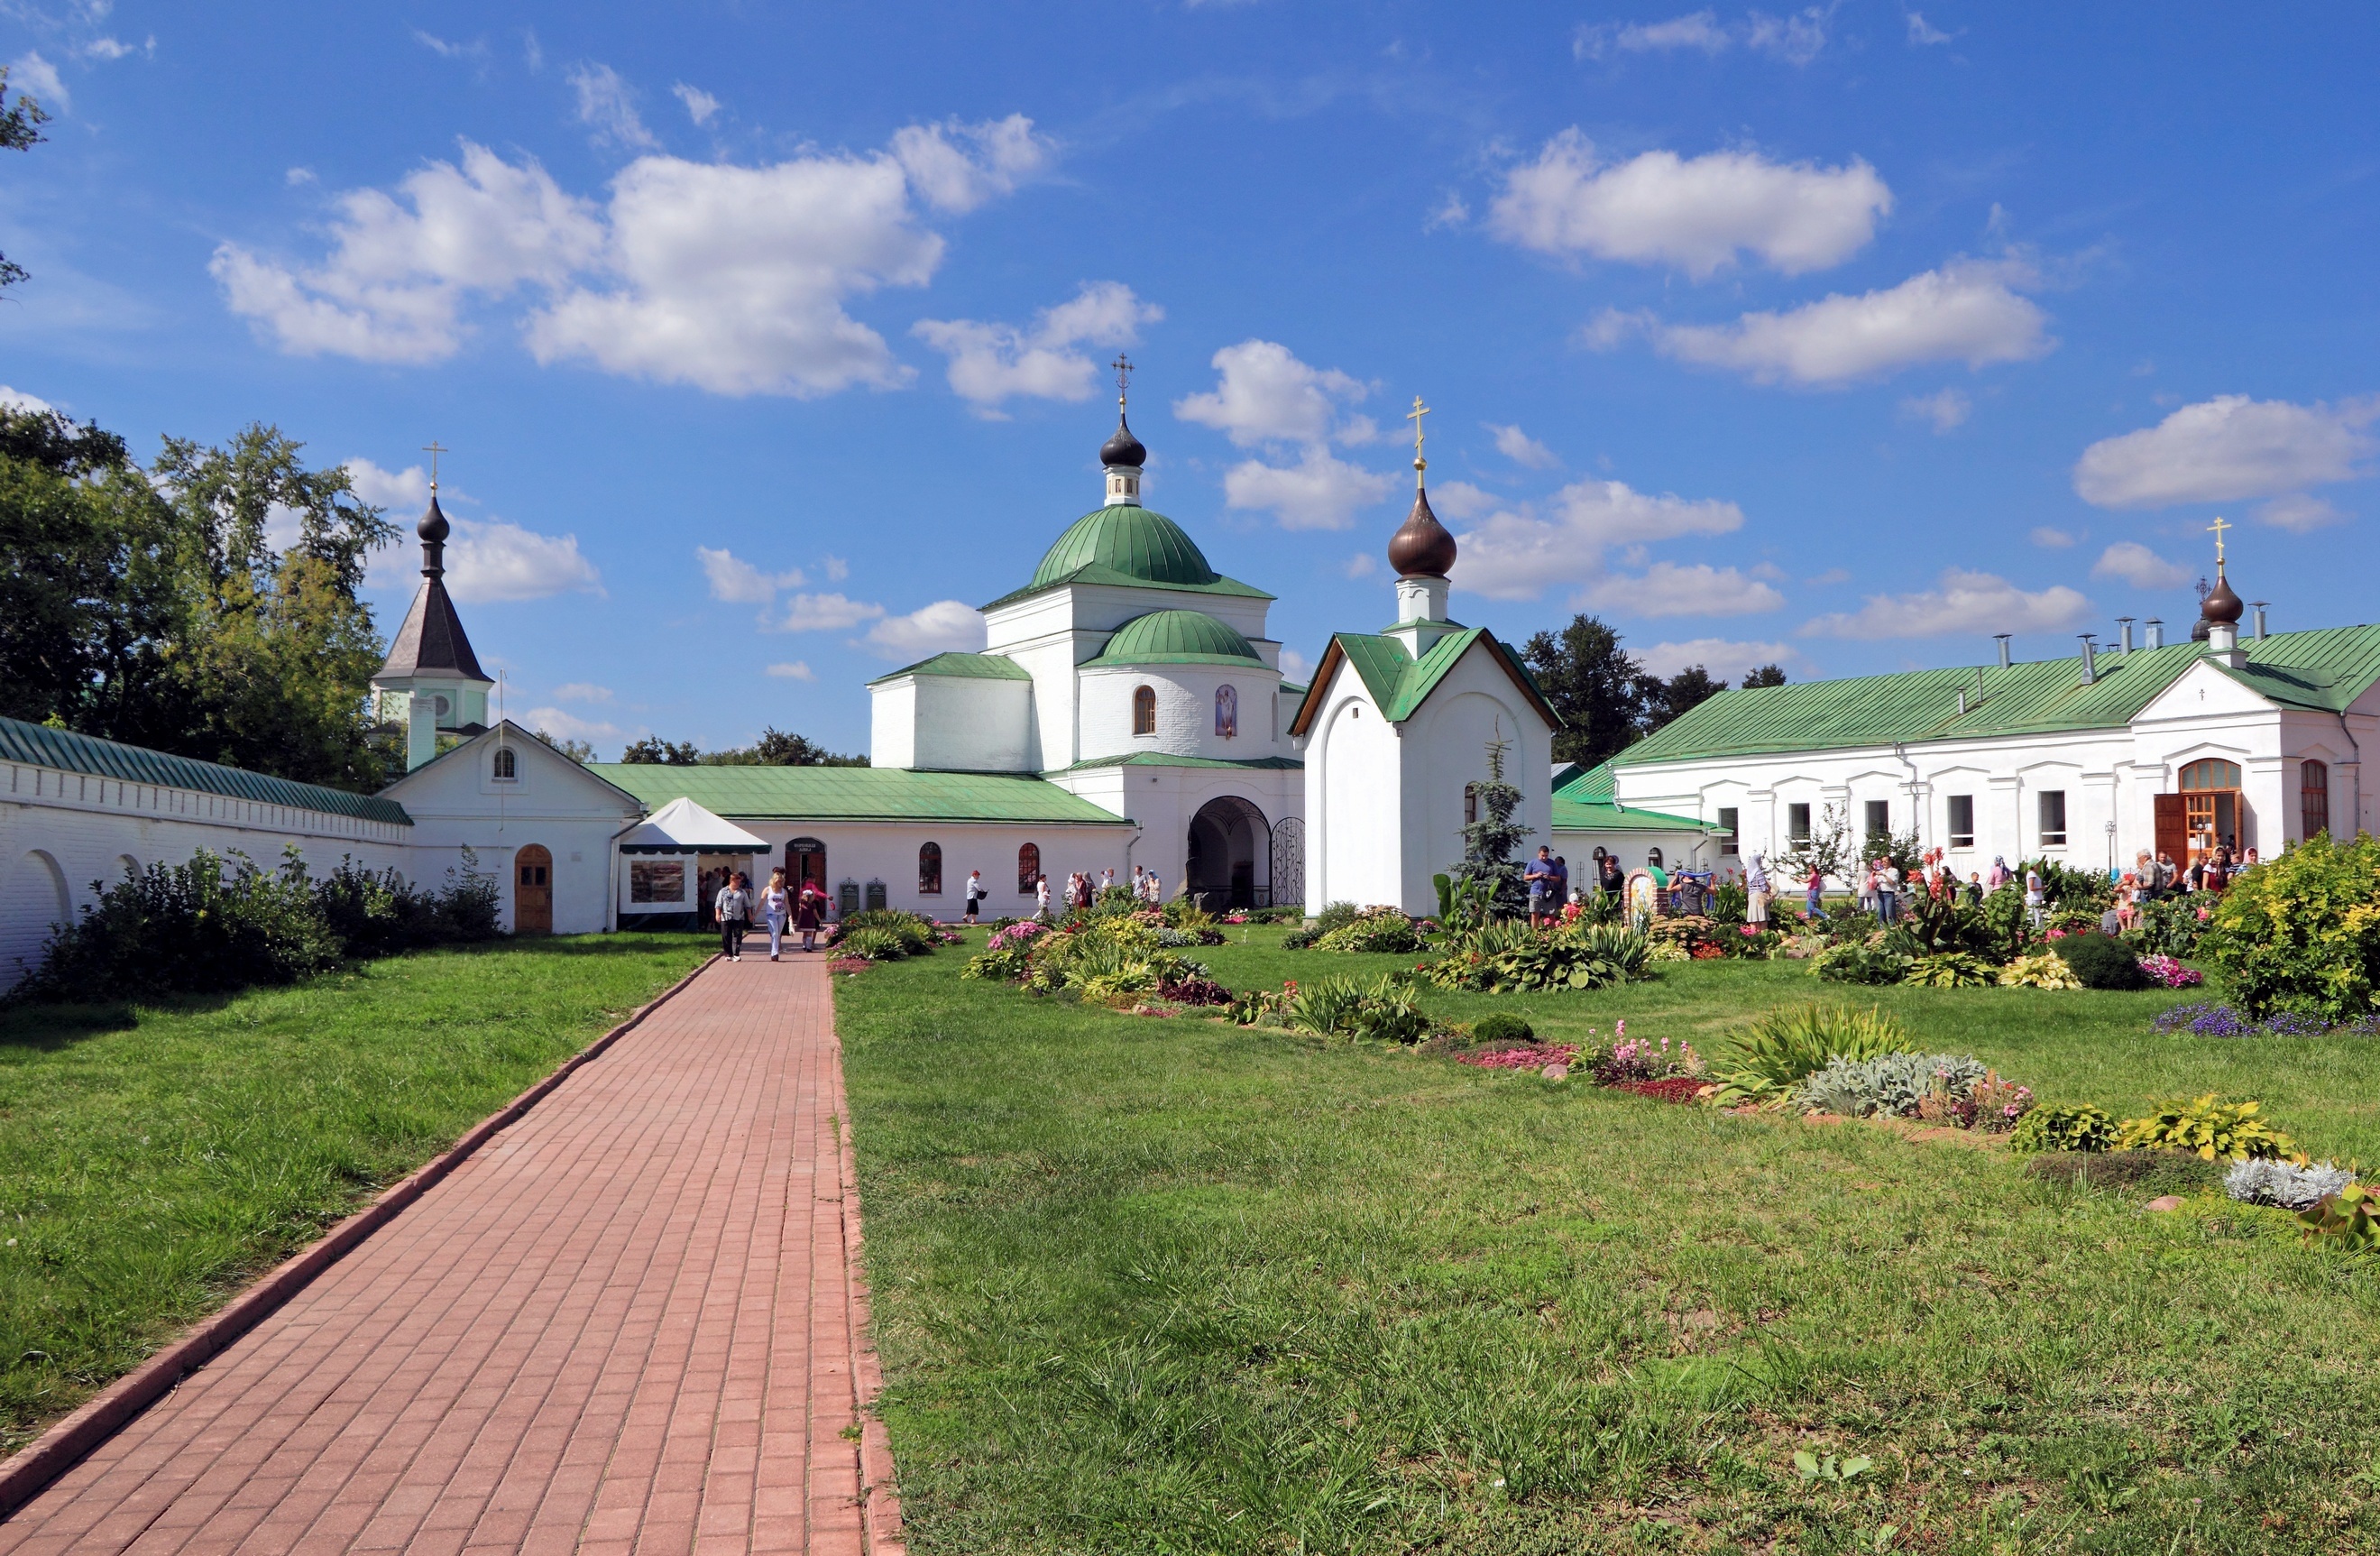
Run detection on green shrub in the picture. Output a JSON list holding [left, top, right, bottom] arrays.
[[837, 926, 910, 962], [1284, 900, 1362, 950], [1707, 1004, 1912, 1106], [1314, 907, 1423, 954], [1284, 973, 1430, 1045], [1999, 951, 2083, 990], [2297, 1183, 2380, 1252], [843, 908, 937, 954], [2117, 1095, 2296, 1162], [2008, 1102, 2118, 1155], [1903, 951, 1996, 988], [2053, 931, 2147, 990], [1469, 1012, 1534, 1045], [1427, 920, 1650, 993], [1812, 942, 1910, 985], [2124, 897, 2206, 959], [2205, 833, 2380, 1021]]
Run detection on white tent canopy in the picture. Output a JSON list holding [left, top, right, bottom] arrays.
[[617, 796, 770, 854]]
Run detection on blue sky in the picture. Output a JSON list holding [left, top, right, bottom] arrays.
[[4, 2, 2375, 758]]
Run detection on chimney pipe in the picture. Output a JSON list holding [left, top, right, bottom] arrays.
[[2116, 616, 2136, 654], [2144, 617, 2164, 649], [1957, 689, 1969, 715], [2078, 634, 2098, 686], [2252, 601, 2269, 640], [1993, 633, 2013, 669]]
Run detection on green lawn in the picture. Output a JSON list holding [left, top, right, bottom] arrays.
[[0, 933, 712, 1455], [835, 928, 2380, 1555]]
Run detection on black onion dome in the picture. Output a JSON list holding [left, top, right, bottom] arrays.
[[1100, 414, 1147, 469], [417, 493, 452, 543], [1388, 485, 1457, 577], [2201, 570, 2245, 625], [2192, 614, 2211, 642]]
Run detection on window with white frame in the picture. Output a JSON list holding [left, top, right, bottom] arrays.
[[1716, 807, 1739, 854], [1787, 803, 1811, 842], [1946, 795, 1975, 849], [2038, 789, 2068, 847]]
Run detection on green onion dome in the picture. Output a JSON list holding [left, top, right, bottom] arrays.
[[1088, 609, 1263, 666], [1031, 504, 1219, 591]]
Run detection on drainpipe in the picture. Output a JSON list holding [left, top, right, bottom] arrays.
[[2338, 713, 2365, 842], [604, 813, 644, 934], [1893, 741, 1922, 850]]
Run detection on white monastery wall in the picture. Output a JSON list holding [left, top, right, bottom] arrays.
[[1051, 763, 1304, 901], [1402, 660, 1554, 912], [639, 819, 1135, 920], [907, 677, 1033, 772], [868, 682, 917, 770], [1076, 665, 1291, 764], [0, 759, 414, 988], [1303, 669, 1404, 911]]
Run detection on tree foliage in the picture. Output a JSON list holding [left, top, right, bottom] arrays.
[[0, 64, 49, 290], [0, 409, 400, 790], [620, 726, 868, 767], [1449, 734, 1530, 916], [1521, 613, 1783, 766]]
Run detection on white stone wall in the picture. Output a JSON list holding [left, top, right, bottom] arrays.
[[1048, 762, 1304, 901], [0, 760, 414, 990], [1076, 665, 1291, 765], [1303, 669, 1406, 911], [869, 681, 917, 769], [1402, 658, 1556, 912], [869, 675, 1035, 772]]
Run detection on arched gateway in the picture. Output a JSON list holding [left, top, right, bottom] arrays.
[[1186, 796, 1271, 910]]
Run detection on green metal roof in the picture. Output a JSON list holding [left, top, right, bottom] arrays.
[[0, 714, 413, 826], [1548, 759, 1711, 833], [983, 503, 1274, 611], [1617, 625, 2380, 767], [586, 763, 1134, 824], [1291, 628, 1563, 733], [1052, 752, 1303, 773], [865, 651, 1032, 686], [1087, 610, 1263, 667]]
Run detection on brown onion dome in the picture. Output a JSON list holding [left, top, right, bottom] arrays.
[[1099, 413, 1146, 469], [417, 492, 451, 542], [1388, 484, 1457, 577], [2201, 568, 2244, 625]]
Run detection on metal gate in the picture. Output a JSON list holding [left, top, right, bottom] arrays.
[[1268, 816, 1304, 912]]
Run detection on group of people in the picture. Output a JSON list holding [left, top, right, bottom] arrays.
[[710, 868, 834, 962], [1021, 864, 1171, 921], [1523, 847, 1577, 925]]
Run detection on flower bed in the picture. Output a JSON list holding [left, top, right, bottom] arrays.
[[2153, 1001, 2380, 1038], [1612, 1076, 1708, 1104], [1455, 1044, 1580, 1070], [2137, 954, 2203, 989], [829, 956, 872, 975]]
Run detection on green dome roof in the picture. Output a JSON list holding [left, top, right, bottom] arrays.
[[1089, 610, 1263, 666], [1031, 504, 1219, 591]]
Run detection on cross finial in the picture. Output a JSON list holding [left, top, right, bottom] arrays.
[[1112, 354, 1133, 409], [422, 439, 448, 490], [1407, 395, 1430, 488], [2208, 513, 2230, 566]]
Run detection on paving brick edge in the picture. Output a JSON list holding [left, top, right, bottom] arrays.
[[831, 1017, 909, 1556], [0, 950, 721, 1522]]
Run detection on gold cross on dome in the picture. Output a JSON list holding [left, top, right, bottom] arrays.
[[1111, 354, 1133, 407], [2208, 513, 2230, 564], [422, 439, 448, 490], [1407, 395, 1430, 457]]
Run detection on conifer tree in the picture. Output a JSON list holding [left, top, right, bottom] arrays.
[[1451, 733, 1529, 916]]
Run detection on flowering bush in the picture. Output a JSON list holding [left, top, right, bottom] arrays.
[[2204, 832, 2380, 1020], [1591, 1027, 1703, 1086], [2151, 1001, 2377, 1038], [2137, 954, 2203, 989]]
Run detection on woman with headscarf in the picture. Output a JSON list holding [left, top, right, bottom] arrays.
[[1744, 852, 1770, 929], [1986, 856, 2010, 892]]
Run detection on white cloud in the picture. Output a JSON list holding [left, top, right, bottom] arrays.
[[1452, 477, 1746, 601], [1907, 11, 1955, 44], [549, 682, 612, 703], [1636, 637, 1807, 680], [1279, 647, 1315, 683], [1429, 479, 1496, 520], [821, 554, 850, 582], [568, 62, 659, 151], [765, 661, 815, 681], [912, 281, 1161, 414], [343, 457, 434, 510], [0, 385, 55, 415], [286, 166, 317, 186], [1342, 552, 1379, 579], [673, 82, 720, 126], [889, 114, 1052, 214], [1489, 131, 1887, 278], [1487, 422, 1558, 469], [2072, 394, 2375, 509], [1801, 567, 2089, 639], [783, 592, 887, 631], [523, 706, 626, 745], [216, 119, 1050, 396], [2028, 525, 2076, 548], [863, 599, 988, 659], [1426, 191, 1469, 231], [696, 546, 804, 604], [412, 30, 484, 62], [445, 519, 603, 603], [79, 35, 149, 62], [1626, 258, 2052, 386], [1587, 561, 1784, 618], [2091, 541, 2190, 590], [1576, 8, 1831, 64], [1223, 447, 1396, 531], [2257, 493, 2347, 533], [1901, 387, 1971, 431], [1174, 339, 1373, 447], [10, 51, 67, 112], [215, 142, 605, 364]]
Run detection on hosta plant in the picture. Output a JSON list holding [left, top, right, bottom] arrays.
[[1285, 973, 1432, 1045], [1705, 1004, 1912, 1106], [1999, 951, 2084, 990], [2117, 1095, 2297, 1162], [2226, 1158, 2354, 1211], [1313, 907, 1424, 954], [1812, 942, 1911, 986], [2008, 1103, 2118, 1155], [1903, 951, 1996, 988], [2297, 1183, 2380, 1252], [837, 926, 911, 962]]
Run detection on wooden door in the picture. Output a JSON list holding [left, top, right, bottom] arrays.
[[515, 845, 553, 935], [2153, 795, 2187, 867]]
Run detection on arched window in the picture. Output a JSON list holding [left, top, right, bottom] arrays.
[[2302, 759, 2330, 840], [918, 842, 942, 895], [1463, 784, 1478, 824], [1648, 847, 1665, 869], [1016, 842, 1041, 893], [2180, 759, 2243, 791], [1133, 685, 1157, 736], [492, 746, 517, 780], [1215, 684, 1238, 739]]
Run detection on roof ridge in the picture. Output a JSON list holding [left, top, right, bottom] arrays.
[[0, 714, 413, 825]]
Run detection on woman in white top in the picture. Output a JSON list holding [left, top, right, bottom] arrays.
[[760, 869, 792, 962], [1034, 873, 1052, 919]]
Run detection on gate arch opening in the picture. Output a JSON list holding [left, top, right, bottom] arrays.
[[1185, 796, 1272, 911]]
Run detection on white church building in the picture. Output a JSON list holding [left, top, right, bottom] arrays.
[[2, 399, 2361, 988]]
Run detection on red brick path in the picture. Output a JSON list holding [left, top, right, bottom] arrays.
[[0, 955, 905, 1555]]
